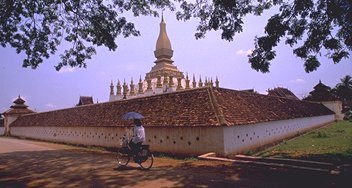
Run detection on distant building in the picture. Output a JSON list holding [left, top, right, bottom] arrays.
[[77, 96, 94, 106], [267, 87, 299, 100], [304, 81, 343, 120], [2, 96, 35, 135]]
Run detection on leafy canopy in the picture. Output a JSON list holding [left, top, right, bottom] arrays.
[[0, 0, 351, 72], [333, 75, 352, 101]]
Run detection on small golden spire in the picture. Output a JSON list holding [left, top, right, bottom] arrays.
[[130, 77, 135, 95], [215, 76, 219, 88], [185, 72, 190, 89], [198, 75, 203, 87], [116, 80, 122, 95], [110, 80, 114, 95], [192, 74, 196, 88], [138, 76, 144, 94]]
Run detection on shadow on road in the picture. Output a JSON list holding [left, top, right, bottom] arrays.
[[0, 149, 349, 187]]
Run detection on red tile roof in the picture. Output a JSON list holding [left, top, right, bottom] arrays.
[[214, 88, 333, 126], [11, 87, 334, 127]]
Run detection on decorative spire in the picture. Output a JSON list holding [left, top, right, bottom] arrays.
[[215, 76, 220, 88], [110, 80, 114, 95], [138, 76, 144, 94], [155, 15, 172, 55], [116, 80, 122, 95], [123, 79, 128, 99], [192, 74, 197, 88], [198, 76, 203, 87], [146, 15, 184, 80], [130, 78, 135, 95], [185, 73, 190, 89]]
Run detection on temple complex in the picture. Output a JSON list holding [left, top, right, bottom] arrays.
[[1, 17, 337, 157]]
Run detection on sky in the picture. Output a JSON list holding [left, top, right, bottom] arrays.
[[0, 10, 351, 113]]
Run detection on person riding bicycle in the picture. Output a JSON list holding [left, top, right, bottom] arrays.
[[129, 119, 145, 156]]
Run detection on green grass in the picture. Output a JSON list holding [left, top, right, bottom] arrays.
[[256, 121, 352, 163]]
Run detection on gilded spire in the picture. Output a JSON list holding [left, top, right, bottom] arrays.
[[155, 15, 172, 52], [146, 15, 184, 80]]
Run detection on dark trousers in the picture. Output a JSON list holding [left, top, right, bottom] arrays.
[[129, 141, 142, 155]]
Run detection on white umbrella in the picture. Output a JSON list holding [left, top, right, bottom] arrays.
[[121, 112, 144, 120]]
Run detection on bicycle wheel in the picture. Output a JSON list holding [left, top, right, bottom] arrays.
[[138, 149, 154, 170], [116, 148, 130, 167]]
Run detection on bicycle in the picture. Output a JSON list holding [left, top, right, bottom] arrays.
[[116, 136, 154, 170]]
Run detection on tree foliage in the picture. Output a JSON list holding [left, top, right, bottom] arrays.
[[176, 0, 351, 73], [0, 0, 351, 72], [0, 0, 173, 70], [333, 75, 352, 101]]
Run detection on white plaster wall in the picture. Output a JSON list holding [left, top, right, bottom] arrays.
[[322, 101, 343, 120], [5, 116, 19, 135], [10, 126, 224, 156], [146, 127, 224, 156], [223, 115, 335, 156], [0, 127, 4, 136], [9, 115, 334, 157], [11, 126, 127, 148]]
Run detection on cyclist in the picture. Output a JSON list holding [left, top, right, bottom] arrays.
[[129, 119, 145, 156]]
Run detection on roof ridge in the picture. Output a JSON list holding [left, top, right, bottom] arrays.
[[206, 87, 227, 126]]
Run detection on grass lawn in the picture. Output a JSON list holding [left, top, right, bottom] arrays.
[[255, 121, 352, 164]]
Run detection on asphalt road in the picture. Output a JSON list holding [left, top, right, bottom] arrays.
[[0, 137, 347, 187]]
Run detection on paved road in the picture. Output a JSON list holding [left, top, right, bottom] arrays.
[[0, 137, 347, 187]]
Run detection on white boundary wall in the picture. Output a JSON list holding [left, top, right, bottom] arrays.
[[10, 126, 224, 156], [10, 115, 334, 156], [0, 127, 4, 136], [223, 115, 335, 156]]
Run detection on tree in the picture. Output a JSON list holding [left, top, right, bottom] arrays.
[[0, 0, 173, 70], [0, 0, 351, 72], [334, 75, 352, 101], [176, 0, 351, 73]]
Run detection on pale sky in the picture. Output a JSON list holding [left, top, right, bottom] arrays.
[[0, 10, 351, 113]]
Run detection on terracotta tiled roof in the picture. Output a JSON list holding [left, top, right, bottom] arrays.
[[3, 108, 35, 115], [11, 87, 334, 127], [214, 88, 333, 126]]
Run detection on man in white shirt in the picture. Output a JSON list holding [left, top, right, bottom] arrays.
[[129, 119, 145, 155]]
